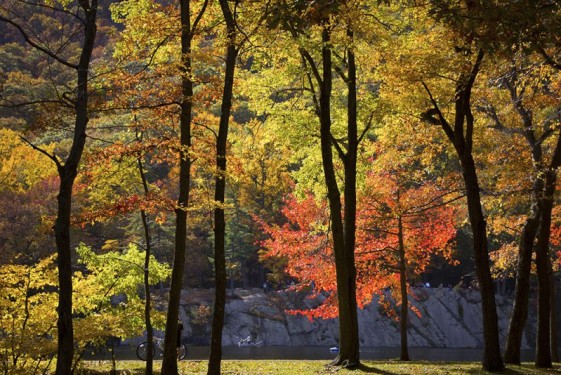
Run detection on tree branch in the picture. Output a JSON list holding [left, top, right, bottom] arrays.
[[0, 16, 78, 70], [19, 136, 63, 172]]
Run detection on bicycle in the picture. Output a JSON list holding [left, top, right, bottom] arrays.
[[136, 336, 187, 361]]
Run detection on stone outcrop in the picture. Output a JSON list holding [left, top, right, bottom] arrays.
[[175, 287, 537, 348]]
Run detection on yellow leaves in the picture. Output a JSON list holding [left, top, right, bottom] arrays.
[[0, 128, 57, 193], [0, 245, 171, 372]]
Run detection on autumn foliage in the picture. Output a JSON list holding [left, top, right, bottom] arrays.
[[261, 167, 457, 320]]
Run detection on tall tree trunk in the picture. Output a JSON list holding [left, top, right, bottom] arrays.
[[535, 175, 554, 368], [340, 27, 360, 368], [207, 2, 237, 374], [551, 270, 559, 362], [461, 154, 503, 372], [534, 130, 561, 368], [138, 157, 154, 375], [54, 2, 98, 373], [424, 49, 503, 372], [398, 217, 410, 361], [504, 185, 542, 364], [502, 71, 543, 365], [161, 1, 193, 372], [318, 27, 360, 368]]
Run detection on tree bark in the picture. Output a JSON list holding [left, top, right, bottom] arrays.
[[207, 1, 237, 374], [54, 2, 98, 373], [535, 173, 554, 368], [161, 1, 193, 373], [534, 130, 561, 368], [551, 269, 559, 362], [318, 27, 360, 368], [503, 205, 539, 364], [138, 157, 154, 375], [461, 154, 503, 372], [502, 71, 543, 365], [424, 49, 503, 372], [398, 217, 410, 361]]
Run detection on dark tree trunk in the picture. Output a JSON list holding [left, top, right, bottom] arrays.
[[161, 1, 193, 372], [138, 157, 154, 375], [424, 49, 503, 372], [461, 154, 503, 372], [54, 2, 98, 374], [503, 206, 539, 364], [502, 71, 543, 365], [340, 28, 360, 368], [551, 270, 559, 362], [398, 217, 410, 361], [534, 130, 561, 368], [318, 27, 360, 368], [535, 174, 554, 368], [207, 2, 237, 374]]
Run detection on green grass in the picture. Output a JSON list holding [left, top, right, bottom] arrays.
[[76, 360, 561, 374]]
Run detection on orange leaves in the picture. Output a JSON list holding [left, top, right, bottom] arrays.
[[259, 168, 458, 319], [76, 191, 174, 227]]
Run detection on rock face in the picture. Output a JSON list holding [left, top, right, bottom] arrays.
[[177, 287, 538, 348]]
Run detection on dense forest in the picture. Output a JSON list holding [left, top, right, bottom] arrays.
[[1, 0, 561, 374]]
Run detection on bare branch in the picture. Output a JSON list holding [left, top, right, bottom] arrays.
[[421, 81, 454, 142], [0, 16, 78, 70], [19, 136, 62, 172]]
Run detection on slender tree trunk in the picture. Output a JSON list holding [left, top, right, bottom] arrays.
[[425, 49, 503, 372], [161, 1, 193, 372], [398, 217, 410, 361], [461, 154, 503, 372], [138, 157, 154, 375], [535, 171, 555, 368], [504, 189, 541, 364], [207, 2, 237, 374], [317, 27, 360, 368], [340, 28, 360, 368], [534, 129, 561, 368], [54, 2, 98, 373], [551, 271, 559, 362], [502, 72, 543, 365]]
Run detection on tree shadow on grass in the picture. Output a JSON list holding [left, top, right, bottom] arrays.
[[323, 363, 396, 374], [459, 363, 561, 374]]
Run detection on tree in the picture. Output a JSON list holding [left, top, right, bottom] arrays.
[[480, 57, 561, 366], [161, 0, 208, 372], [420, 48, 504, 371], [226, 121, 292, 288], [358, 166, 458, 361], [260, 164, 457, 331], [0, 2, 99, 372], [259, 2, 381, 365], [207, 0, 240, 372], [0, 244, 170, 374]]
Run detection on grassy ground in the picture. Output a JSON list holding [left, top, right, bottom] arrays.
[[76, 360, 561, 374]]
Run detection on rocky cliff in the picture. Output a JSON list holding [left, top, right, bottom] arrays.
[[175, 287, 537, 348]]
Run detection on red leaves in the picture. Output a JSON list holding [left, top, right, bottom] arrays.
[[260, 170, 458, 319]]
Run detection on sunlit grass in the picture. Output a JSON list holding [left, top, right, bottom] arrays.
[[77, 360, 561, 374]]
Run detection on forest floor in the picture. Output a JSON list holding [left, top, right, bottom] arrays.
[[76, 360, 561, 374]]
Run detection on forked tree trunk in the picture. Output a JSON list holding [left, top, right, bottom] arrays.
[[207, 1, 238, 373], [502, 72, 543, 365], [54, 2, 98, 373], [423, 49, 503, 372], [319, 27, 360, 368]]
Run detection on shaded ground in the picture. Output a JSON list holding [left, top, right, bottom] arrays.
[[77, 360, 561, 375]]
